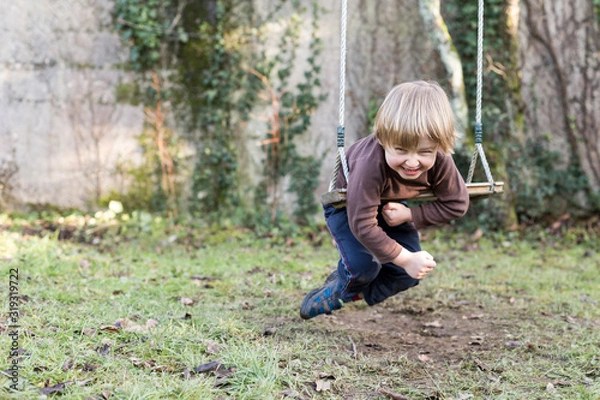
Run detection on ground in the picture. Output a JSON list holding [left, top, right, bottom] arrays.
[[325, 300, 499, 366], [1, 218, 598, 399]]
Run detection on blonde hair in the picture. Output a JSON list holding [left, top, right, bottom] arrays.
[[374, 81, 458, 154]]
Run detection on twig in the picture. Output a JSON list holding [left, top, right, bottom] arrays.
[[347, 335, 357, 359], [85, 220, 119, 235], [379, 388, 409, 400], [165, 0, 188, 36], [144, 72, 178, 217]]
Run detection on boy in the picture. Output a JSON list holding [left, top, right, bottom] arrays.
[[300, 80, 469, 320]]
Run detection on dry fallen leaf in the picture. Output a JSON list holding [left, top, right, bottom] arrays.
[[40, 382, 70, 395], [79, 258, 91, 270], [418, 354, 431, 363], [474, 358, 490, 371], [214, 365, 235, 387], [552, 380, 571, 387], [190, 275, 215, 281], [145, 319, 159, 329], [96, 343, 110, 357], [505, 340, 522, 349], [81, 327, 96, 336], [22, 329, 36, 338], [280, 388, 301, 398], [99, 390, 112, 399], [99, 325, 120, 333], [180, 297, 194, 306], [469, 335, 484, 346], [62, 358, 74, 371], [214, 366, 235, 379], [241, 300, 253, 310], [82, 363, 98, 372], [40, 379, 94, 395], [203, 339, 221, 354], [423, 320, 443, 328], [315, 379, 331, 392], [462, 313, 484, 320], [102, 317, 159, 333], [130, 357, 154, 369], [193, 359, 222, 374], [190, 275, 216, 288], [462, 243, 479, 252], [471, 228, 484, 241], [263, 327, 277, 336], [151, 364, 175, 373], [115, 318, 145, 333], [315, 372, 336, 380], [425, 390, 446, 399]]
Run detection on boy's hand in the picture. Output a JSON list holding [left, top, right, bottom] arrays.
[[392, 248, 436, 279], [381, 202, 412, 226]]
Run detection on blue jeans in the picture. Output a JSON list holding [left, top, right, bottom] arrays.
[[324, 204, 420, 306]]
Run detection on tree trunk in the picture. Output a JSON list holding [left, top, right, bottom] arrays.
[[418, 0, 468, 139], [519, 0, 600, 194]]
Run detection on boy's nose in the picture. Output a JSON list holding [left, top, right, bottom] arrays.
[[404, 156, 420, 168]]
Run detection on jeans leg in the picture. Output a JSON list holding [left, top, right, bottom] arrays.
[[361, 212, 421, 305], [324, 205, 381, 301]]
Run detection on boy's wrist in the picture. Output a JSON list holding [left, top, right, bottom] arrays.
[[394, 247, 412, 266]]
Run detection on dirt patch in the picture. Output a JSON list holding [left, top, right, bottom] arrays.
[[315, 297, 514, 371]]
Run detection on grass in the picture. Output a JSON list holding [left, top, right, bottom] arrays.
[[0, 216, 599, 399]]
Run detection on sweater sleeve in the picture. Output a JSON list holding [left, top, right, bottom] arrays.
[[410, 153, 469, 229]]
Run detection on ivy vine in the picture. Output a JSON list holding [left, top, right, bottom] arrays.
[[249, 2, 326, 226], [113, 0, 326, 228], [114, 0, 189, 71]]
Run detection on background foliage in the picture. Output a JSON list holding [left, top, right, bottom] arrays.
[[112, 0, 599, 232], [113, 0, 326, 231], [443, 0, 598, 228]]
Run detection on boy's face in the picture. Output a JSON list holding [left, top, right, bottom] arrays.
[[382, 137, 438, 180]]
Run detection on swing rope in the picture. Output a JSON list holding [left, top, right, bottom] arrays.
[[466, 0, 496, 188], [324, 0, 502, 205], [328, 0, 350, 192]]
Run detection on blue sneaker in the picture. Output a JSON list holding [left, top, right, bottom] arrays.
[[300, 273, 343, 320], [324, 269, 338, 284]]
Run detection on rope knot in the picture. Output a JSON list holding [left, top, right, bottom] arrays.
[[474, 123, 483, 144]]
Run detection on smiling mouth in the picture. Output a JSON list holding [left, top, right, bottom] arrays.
[[401, 167, 421, 175]]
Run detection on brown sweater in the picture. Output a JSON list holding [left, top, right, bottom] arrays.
[[336, 134, 469, 264]]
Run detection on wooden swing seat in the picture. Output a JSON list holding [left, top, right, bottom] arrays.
[[321, 181, 504, 207]]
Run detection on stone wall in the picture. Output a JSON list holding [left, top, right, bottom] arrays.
[[0, 0, 143, 209], [0, 0, 458, 210]]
